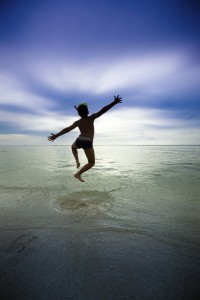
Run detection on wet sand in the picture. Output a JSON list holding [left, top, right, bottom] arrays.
[[0, 226, 199, 300]]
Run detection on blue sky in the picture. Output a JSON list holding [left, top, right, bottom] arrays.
[[0, 0, 200, 145]]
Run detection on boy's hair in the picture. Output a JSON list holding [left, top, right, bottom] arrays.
[[77, 104, 89, 117]]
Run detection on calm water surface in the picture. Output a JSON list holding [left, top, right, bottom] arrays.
[[1, 145, 199, 243]]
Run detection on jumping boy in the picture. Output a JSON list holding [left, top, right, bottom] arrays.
[[47, 95, 122, 182]]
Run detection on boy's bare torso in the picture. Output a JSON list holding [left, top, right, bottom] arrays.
[[76, 115, 95, 140]]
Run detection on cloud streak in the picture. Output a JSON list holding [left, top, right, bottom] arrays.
[[29, 51, 187, 95], [0, 106, 199, 145], [0, 72, 55, 112]]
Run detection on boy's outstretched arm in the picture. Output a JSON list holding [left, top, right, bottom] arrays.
[[92, 95, 122, 119], [47, 121, 78, 142]]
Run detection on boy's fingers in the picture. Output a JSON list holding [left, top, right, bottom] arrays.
[[114, 95, 121, 101]]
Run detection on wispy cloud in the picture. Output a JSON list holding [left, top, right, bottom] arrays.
[[0, 72, 55, 112], [29, 52, 186, 95], [0, 109, 77, 132], [0, 106, 199, 145]]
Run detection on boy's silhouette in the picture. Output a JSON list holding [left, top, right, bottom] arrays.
[[48, 95, 122, 182]]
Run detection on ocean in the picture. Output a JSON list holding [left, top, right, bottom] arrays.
[[0, 145, 200, 300]]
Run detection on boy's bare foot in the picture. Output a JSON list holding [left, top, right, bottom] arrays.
[[74, 173, 85, 182], [76, 162, 80, 168]]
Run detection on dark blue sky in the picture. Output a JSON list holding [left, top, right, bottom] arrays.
[[0, 0, 199, 144]]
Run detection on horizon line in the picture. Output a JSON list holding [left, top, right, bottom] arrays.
[[0, 144, 200, 147]]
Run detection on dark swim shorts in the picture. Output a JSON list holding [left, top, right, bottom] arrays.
[[74, 137, 93, 149]]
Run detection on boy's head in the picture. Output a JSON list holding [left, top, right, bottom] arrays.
[[77, 103, 89, 117]]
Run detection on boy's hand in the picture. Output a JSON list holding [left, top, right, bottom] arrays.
[[47, 133, 57, 142], [114, 95, 122, 104]]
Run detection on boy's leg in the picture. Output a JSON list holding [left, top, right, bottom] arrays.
[[74, 148, 95, 182], [71, 143, 80, 168]]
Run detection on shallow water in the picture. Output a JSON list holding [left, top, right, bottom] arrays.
[[1, 145, 199, 235], [0, 145, 200, 299]]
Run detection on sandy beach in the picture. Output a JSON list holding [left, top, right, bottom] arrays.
[[1, 224, 199, 300]]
